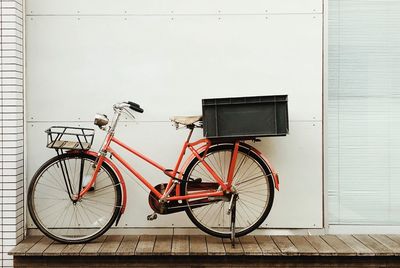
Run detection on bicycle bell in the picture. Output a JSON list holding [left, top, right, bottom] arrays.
[[94, 113, 109, 129]]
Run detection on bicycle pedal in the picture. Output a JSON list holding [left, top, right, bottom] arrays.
[[147, 213, 158, 221]]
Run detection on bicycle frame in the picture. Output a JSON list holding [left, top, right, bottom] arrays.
[[78, 128, 241, 203]]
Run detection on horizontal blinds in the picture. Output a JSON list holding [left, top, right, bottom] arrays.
[[328, 0, 400, 224]]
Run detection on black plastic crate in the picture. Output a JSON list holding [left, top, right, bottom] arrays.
[[202, 95, 288, 139]]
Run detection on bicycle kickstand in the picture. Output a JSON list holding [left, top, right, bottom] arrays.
[[228, 193, 239, 247]]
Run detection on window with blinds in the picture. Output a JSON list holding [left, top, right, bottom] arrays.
[[328, 0, 400, 224]]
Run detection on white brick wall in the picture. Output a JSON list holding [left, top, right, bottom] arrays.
[[1, 0, 24, 267]]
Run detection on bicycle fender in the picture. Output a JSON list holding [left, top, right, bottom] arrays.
[[180, 142, 280, 191], [82, 151, 128, 216], [239, 143, 280, 191]]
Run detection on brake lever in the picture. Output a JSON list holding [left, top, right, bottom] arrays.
[[122, 107, 136, 119]]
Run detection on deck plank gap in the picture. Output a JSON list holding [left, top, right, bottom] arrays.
[[255, 235, 281, 256], [115, 235, 139, 256]]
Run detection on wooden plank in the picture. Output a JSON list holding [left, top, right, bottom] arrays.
[[387, 234, 400, 245], [61, 243, 85, 256], [98, 235, 123, 255], [271, 236, 299, 256], [239, 236, 262, 256], [135, 235, 156, 255], [304, 236, 336, 255], [321, 235, 356, 255], [337, 235, 374, 256], [353, 234, 393, 256], [370, 235, 400, 255], [189, 235, 207, 255], [153, 235, 172, 255], [223, 238, 244, 255], [205, 236, 225, 255], [172, 235, 189, 255], [115, 235, 139, 256], [255, 236, 281, 256], [9, 236, 42, 256], [26, 237, 53, 256], [288, 236, 318, 255], [43, 241, 68, 256], [80, 235, 107, 256]]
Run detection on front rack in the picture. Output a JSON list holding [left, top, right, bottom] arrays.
[[46, 126, 95, 151]]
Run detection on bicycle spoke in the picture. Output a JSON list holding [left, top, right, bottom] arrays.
[[234, 161, 256, 185], [239, 191, 268, 202], [80, 202, 102, 225], [82, 198, 117, 208], [210, 154, 224, 181], [45, 167, 69, 194], [235, 173, 265, 186], [89, 183, 118, 194], [79, 203, 108, 223], [212, 202, 225, 227], [238, 199, 264, 216], [237, 202, 253, 225], [36, 199, 67, 214], [232, 153, 249, 181], [195, 163, 216, 182], [238, 189, 268, 196], [54, 202, 72, 229], [37, 181, 69, 193], [237, 182, 268, 192], [83, 191, 115, 200], [36, 200, 70, 222]]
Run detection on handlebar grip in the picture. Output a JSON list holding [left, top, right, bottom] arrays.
[[127, 101, 140, 108], [127, 101, 144, 113]]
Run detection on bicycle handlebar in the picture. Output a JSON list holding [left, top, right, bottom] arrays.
[[114, 101, 144, 113]]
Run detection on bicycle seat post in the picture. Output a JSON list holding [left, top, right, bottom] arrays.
[[186, 126, 194, 142]]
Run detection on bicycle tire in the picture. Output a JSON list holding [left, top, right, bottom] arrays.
[[181, 143, 274, 238], [28, 152, 122, 243]]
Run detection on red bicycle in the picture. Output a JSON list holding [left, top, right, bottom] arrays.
[[28, 101, 279, 244]]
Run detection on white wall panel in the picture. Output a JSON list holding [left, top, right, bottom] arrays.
[[27, 15, 322, 122], [26, 1, 323, 229], [27, 0, 322, 15], [27, 121, 322, 228]]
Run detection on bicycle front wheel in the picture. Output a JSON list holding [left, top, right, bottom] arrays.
[[28, 152, 122, 243], [182, 143, 274, 238]]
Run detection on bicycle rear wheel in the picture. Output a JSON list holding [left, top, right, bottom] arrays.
[[182, 143, 274, 238], [28, 152, 121, 243]]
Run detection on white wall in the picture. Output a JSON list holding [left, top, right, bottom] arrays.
[[25, 0, 324, 230]]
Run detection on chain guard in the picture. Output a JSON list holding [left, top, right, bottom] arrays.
[[148, 182, 222, 215]]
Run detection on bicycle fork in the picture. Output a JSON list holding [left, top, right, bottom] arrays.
[[56, 151, 77, 202], [57, 153, 93, 202]]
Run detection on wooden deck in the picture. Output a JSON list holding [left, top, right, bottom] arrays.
[[9, 234, 400, 267]]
